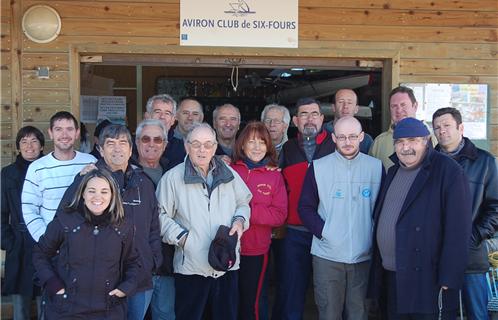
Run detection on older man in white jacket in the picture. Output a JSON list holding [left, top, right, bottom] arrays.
[[156, 123, 252, 320]]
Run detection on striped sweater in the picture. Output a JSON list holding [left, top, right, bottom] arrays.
[[21, 151, 96, 242]]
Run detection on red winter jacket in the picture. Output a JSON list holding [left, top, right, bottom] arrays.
[[231, 161, 288, 255]]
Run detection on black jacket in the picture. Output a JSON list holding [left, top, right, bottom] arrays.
[[436, 137, 498, 273], [33, 205, 139, 319], [59, 160, 163, 293], [1, 155, 41, 296]]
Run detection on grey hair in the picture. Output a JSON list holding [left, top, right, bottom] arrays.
[[135, 119, 168, 143], [98, 124, 133, 147], [186, 122, 217, 143], [145, 94, 177, 115], [260, 103, 291, 125], [213, 103, 240, 122]]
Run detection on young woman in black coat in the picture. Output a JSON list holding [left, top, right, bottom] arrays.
[[33, 169, 140, 320], [1, 126, 44, 319]]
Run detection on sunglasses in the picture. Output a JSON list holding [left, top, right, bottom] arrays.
[[140, 135, 164, 144]]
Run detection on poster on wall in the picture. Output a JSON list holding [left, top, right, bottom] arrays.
[[180, 0, 298, 48], [404, 83, 488, 140], [80, 95, 127, 124]]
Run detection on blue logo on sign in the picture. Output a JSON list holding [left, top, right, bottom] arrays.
[[181, 34, 188, 40], [362, 188, 371, 198]]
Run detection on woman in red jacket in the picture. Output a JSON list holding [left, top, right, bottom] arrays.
[[231, 121, 288, 320]]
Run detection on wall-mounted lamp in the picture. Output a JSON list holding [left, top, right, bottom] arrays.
[[22, 5, 61, 43], [37, 66, 50, 79]]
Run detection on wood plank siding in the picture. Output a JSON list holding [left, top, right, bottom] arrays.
[[1, 0, 497, 165]]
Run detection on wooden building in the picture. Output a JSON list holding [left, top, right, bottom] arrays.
[[1, 0, 497, 166]]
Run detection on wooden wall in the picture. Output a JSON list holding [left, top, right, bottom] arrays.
[[1, 0, 497, 166]]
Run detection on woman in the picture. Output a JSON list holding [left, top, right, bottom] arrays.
[[33, 169, 139, 320], [1, 126, 44, 320], [231, 121, 288, 320]]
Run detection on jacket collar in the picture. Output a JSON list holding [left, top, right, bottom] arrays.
[[95, 159, 141, 190], [435, 137, 478, 161], [184, 156, 234, 189], [333, 150, 362, 164], [297, 129, 328, 145]]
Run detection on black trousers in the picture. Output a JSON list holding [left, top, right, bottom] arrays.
[[239, 254, 268, 320], [174, 271, 238, 320]]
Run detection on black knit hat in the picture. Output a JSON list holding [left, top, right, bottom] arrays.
[[208, 225, 238, 272]]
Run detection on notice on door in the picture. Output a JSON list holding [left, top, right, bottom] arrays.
[[180, 0, 298, 48]]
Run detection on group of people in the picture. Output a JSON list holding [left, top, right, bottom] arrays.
[[1, 86, 497, 320]]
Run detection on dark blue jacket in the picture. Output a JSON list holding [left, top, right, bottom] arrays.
[[436, 137, 498, 273], [59, 160, 163, 293], [369, 147, 472, 314], [33, 204, 139, 319]]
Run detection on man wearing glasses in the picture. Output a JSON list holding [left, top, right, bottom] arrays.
[[156, 123, 252, 320], [261, 103, 290, 156], [299, 116, 383, 320], [273, 98, 335, 320]]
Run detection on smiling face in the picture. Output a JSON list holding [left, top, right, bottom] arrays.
[[213, 106, 240, 142], [146, 100, 176, 132], [83, 177, 112, 215], [177, 99, 204, 135], [19, 134, 43, 161], [394, 136, 428, 168], [137, 125, 167, 166], [390, 92, 418, 124], [99, 134, 132, 172], [242, 134, 268, 163], [48, 118, 79, 153]]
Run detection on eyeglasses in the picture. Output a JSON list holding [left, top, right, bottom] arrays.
[[188, 140, 217, 150], [264, 118, 284, 126], [298, 111, 321, 119], [140, 135, 164, 144], [334, 134, 361, 142]]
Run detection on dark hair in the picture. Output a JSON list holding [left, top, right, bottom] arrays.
[[16, 126, 45, 150], [389, 86, 417, 104], [232, 121, 278, 167], [66, 169, 125, 225], [94, 119, 112, 138], [295, 97, 321, 115], [98, 124, 133, 147], [432, 107, 463, 125], [49, 111, 79, 130]]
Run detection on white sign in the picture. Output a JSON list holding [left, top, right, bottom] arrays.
[[180, 0, 298, 48], [97, 96, 126, 124], [405, 83, 488, 140]]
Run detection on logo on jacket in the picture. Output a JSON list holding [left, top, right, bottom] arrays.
[[333, 189, 345, 199], [257, 183, 272, 196], [361, 188, 372, 198]]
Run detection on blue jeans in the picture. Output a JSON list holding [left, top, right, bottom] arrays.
[[128, 288, 153, 320], [151, 275, 175, 320], [463, 273, 489, 320], [272, 228, 313, 320]]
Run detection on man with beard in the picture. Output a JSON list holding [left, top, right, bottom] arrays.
[[272, 98, 335, 320], [369, 117, 472, 319], [22, 111, 96, 242], [299, 117, 383, 320], [213, 103, 241, 157]]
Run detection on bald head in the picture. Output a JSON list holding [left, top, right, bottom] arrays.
[[332, 116, 364, 159]]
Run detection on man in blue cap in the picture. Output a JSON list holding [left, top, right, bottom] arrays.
[[369, 117, 473, 319]]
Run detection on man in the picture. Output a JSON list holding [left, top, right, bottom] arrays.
[[89, 119, 111, 159], [433, 107, 498, 320], [273, 98, 335, 320], [156, 123, 252, 320], [144, 93, 186, 168], [261, 103, 290, 156], [60, 124, 162, 320], [213, 103, 241, 157], [22, 111, 96, 242], [369, 86, 435, 170], [324, 89, 374, 154], [174, 98, 204, 141], [299, 116, 383, 320], [369, 117, 472, 319], [135, 119, 176, 320]]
